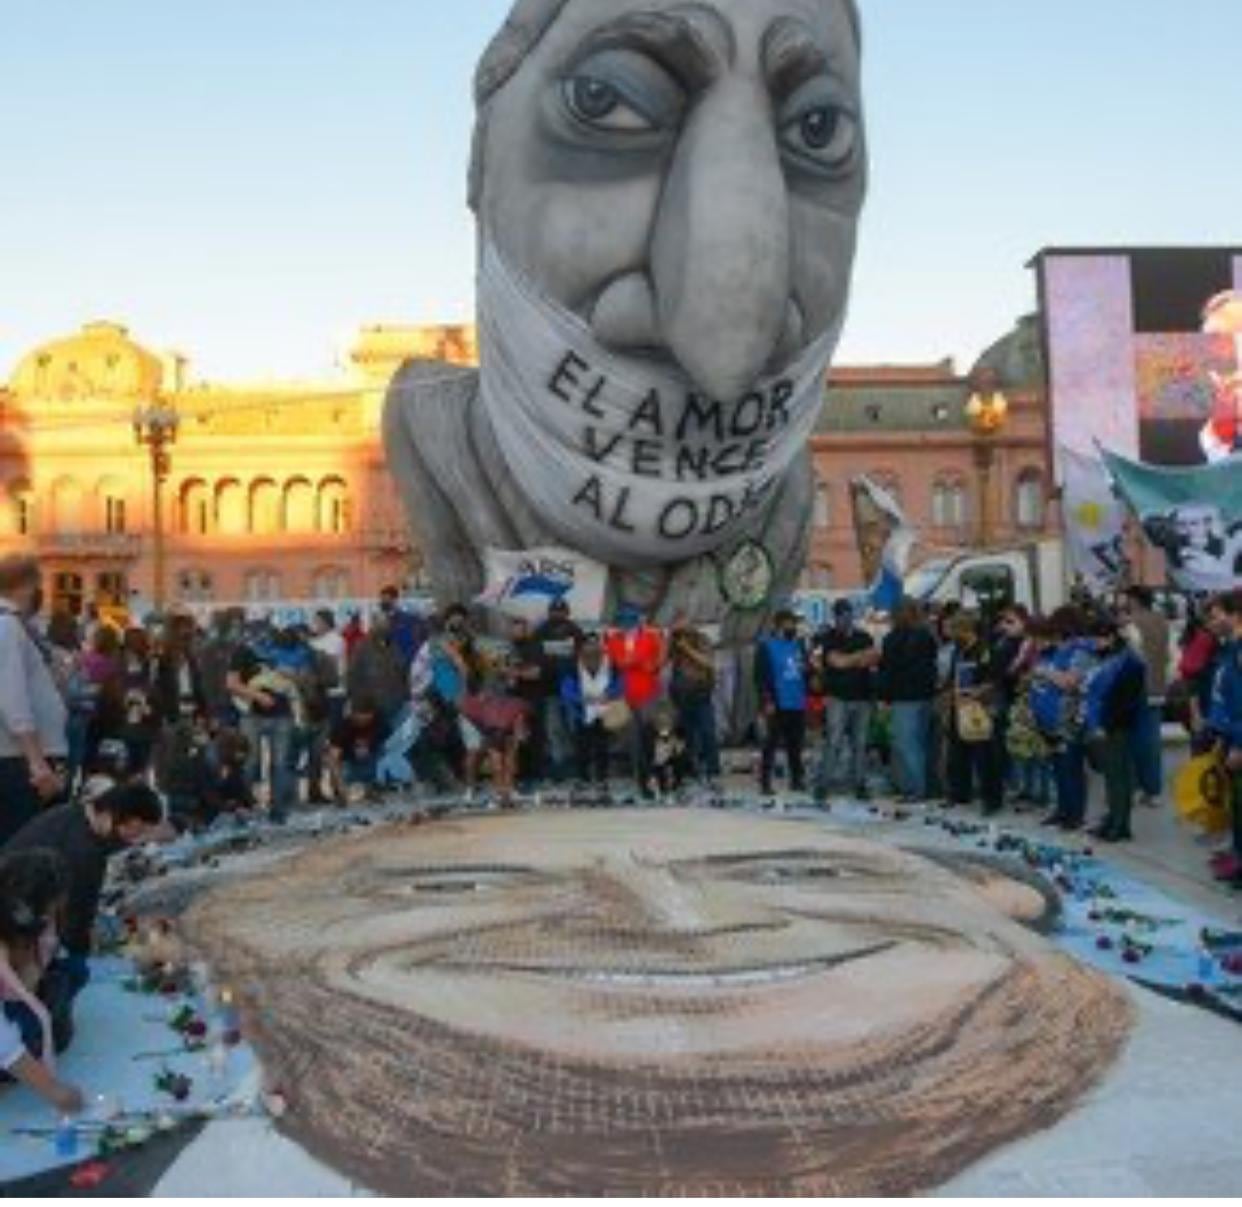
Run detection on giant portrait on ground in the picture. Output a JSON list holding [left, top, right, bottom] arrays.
[[185, 811, 1131, 1196]]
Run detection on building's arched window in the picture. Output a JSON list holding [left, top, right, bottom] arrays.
[[812, 564, 835, 590], [311, 566, 350, 600], [97, 477, 127, 535], [932, 477, 969, 531], [317, 477, 351, 535], [244, 569, 281, 602], [250, 479, 281, 536], [6, 478, 34, 536], [814, 480, 831, 529], [216, 479, 246, 536], [1015, 469, 1046, 530], [50, 476, 84, 536], [179, 480, 211, 536], [177, 569, 214, 603], [284, 478, 316, 534]]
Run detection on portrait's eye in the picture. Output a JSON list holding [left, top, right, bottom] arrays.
[[389, 866, 535, 898], [713, 855, 879, 886], [559, 49, 686, 136]]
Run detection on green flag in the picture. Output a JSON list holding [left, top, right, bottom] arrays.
[[1102, 449, 1242, 591]]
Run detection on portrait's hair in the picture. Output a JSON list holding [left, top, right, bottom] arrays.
[[470, 0, 862, 209]]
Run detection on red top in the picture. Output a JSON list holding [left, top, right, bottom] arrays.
[[605, 628, 665, 710]]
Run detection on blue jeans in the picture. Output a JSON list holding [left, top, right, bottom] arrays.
[[1012, 757, 1052, 806], [816, 699, 873, 798], [890, 702, 931, 799], [1129, 698, 1163, 799], [242, 714, 297, 820], [1052, 742, 1088, 825], [676, 694, 721, 780]]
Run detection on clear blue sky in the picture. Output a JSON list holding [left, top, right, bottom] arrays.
[[0, 0, 1238, 383]]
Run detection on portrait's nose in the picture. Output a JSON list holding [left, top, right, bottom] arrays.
[[610, 860, 771, 935], [651, 79, 792, 403]]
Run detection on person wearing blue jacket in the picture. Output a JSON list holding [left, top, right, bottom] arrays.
[[1207, 591, 1242, 888], [1083, 615, 1147, 843], [1030, 607, 1098, 832], [755, 610, 810, 798]]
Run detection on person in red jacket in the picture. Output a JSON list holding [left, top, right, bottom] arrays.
[[604, 607, 666, 799]]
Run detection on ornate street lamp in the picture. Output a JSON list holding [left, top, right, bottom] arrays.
[[132, 402, 181, 612], [965, 371, 1009, 548]]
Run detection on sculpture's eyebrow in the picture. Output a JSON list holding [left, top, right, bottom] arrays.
[[566, 9, 726, 93], [762, 16, 846, 102]]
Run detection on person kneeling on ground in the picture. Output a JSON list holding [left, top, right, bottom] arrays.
[[3, 782, 165, 1048], [0, 848, 84, 1113], [171, 728, 254, 832], [328, 697, 390, 804]]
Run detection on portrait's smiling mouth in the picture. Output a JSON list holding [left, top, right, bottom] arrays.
[[417, 941, 898, 990]]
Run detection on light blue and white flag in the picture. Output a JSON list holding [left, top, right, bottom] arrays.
[[850, 475, 916, 612], [1060, 445, 1128, 593]]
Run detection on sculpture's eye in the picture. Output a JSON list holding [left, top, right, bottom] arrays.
[[782, 104, 857, 169], [560, 50, 685, 135], [778, 87, 860, 176], [564, 77, 650, 130]]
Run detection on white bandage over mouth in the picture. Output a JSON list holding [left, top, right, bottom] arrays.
[[477, 243, 842, 567]]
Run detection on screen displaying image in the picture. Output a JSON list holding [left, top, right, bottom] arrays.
[[1038, 248, 1242, 470]]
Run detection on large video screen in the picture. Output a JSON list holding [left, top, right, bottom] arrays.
[[1038, 248, 1242, 471]]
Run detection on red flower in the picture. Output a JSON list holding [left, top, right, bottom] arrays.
[[70, 1162, 111, 1190]]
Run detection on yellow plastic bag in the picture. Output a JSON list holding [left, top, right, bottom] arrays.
[[1174, 752, 1232, 836]]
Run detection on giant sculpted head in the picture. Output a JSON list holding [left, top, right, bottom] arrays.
[[385, 0, 866, 617]]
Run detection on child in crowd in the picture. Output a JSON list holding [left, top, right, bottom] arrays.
[[1005, 620, 1054, 810], [644, 703, 688, 799], [0, 849, 85, 1113]]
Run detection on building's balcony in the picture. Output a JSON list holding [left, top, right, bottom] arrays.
[[36, 532, 144, 560]]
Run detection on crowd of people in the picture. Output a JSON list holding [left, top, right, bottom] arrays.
[[5, 540, 1242, 1114]]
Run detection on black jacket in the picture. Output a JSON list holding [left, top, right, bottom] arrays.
[[877, 627, 939, 703], [4, 804, 119, 958]]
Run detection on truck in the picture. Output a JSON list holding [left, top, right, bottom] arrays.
[[903, 538, 1068, 615]]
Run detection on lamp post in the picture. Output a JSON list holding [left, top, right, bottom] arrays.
[[132, 402, 180, 612], [965, 374, 1009, 549]]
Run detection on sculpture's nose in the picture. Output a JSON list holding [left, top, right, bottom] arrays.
[[652, 78, 792, 403]]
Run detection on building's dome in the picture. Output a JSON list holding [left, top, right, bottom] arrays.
[[970, 314, 1045, 392], [9, 321, 164, 404]]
